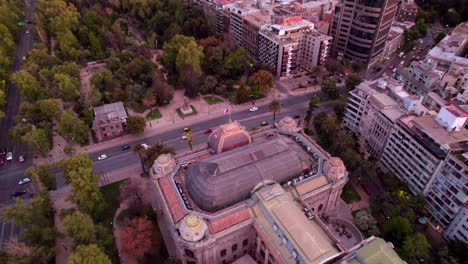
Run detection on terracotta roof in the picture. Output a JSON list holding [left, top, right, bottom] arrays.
[[209, 208, 251, 233], [159, 177, 186, 223]]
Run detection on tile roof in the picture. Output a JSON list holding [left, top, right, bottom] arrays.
[[159, 177, 186, 223], [295, 175, 329, 196], [209, 208, 251, 233]]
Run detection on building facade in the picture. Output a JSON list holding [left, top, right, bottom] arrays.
[[150, 118, 405, 263], [91, 102, 127, 142], [330, 0, 398, 66]]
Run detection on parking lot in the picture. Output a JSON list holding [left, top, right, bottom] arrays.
[[0, 217, 21, 248]]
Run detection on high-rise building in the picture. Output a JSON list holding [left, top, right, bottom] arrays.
[[330, 0, 398, 66]]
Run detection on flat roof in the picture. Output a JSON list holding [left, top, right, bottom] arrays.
[[411, 116, 468, 145], [371, 93, 398, 108], [381, 107, 405, 122], [348, 238, 405, 264], [254, 184, 340, 263]]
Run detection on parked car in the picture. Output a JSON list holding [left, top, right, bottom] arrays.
[[6, 152, 12, 161], [19, 177, 31, 185], [294, 115, 301, 119], [120, 145, 130, 151], [11, 190, 27, 198], [260, 121, 268, 126], [19, 155, 24, 162], [97, 154, 107, 160], [141, 143, 149, 149], [249, 106, 258, 112], [181, 135, 188, 140], [183, 127, 191, 132], [204, 128, 213, 134]]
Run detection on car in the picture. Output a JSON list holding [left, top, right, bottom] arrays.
[[141, 143, 149, 149], [181, 135, 188, 140], [204, 128, 213, 134], [6, 152, 12, 161], [26, 30, 29, 34], [294, 115, 301, 119], [19, 178, 31, 185], [11, 190, 27, 198], [19, 155, 24, 162], [249, 106, 258, 112], [183, 127, 191, 132], [97, 154, 107, 160], [120, 145, 130, 151], [389, 64, 394, 69], [260, 121, 268, 126], [392, 68, 397, 73], [22, 56, 26, 60]]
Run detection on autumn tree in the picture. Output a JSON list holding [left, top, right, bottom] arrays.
[[68, 244, 111, 264], [63, 211, 95, 245], [121, 217, 155, 258], [142, 90, 156, 110], [269, 100, 281, 121], [236, 82, 250, 104], [127, 116, 146, 134], [249, 70, 274, 94]]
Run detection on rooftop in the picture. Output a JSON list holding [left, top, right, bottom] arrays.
[[92, 102, 127, 129], [346, 237, 405, 264]]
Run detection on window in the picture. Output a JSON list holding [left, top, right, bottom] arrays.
[[243, 239, 249, 247], [220, 249, 226, 257], [232, 244, 238, 252], [185, 249, 195, 258]]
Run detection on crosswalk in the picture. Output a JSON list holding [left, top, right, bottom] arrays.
[[99, 172, 111, 186], [0, 218, 20, 248]]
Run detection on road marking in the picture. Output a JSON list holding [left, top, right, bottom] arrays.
[[10, 223, 14, 241], [0, 222, 5, 245]]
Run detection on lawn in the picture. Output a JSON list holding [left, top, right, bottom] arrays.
[[341, 182, 361, 203], [94, 180, 127, 263], [203, 96, 223, 105], [146, 108, 162, 120], [176, 105, 197, 117]]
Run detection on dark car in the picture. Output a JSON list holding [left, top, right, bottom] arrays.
[[294, 115, 301, 119], [120, 145, 130, 151], [204, 128, 213, 134], [11, 190, 27, 198]]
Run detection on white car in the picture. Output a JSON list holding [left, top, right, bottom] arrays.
[[141, 143, 149, 149], [19, 155, 24, 162], [97, 154, 107, 160], [26, 30, 29, 34], [249, 106, 258, 112], [19, 177, 31, 185], [6, 152, 12, 161], [181, 135, 188, 140]]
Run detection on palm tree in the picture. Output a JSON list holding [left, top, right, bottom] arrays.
[[269, 100, 281, 121], [133, 144, 147, 174], [312, 66, 321, 81]]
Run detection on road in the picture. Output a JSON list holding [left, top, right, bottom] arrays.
[[0, 1, 35, 184]]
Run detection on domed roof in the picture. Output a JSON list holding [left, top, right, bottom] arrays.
[[323, 157, 346, 182], [208, 121, 252, 153], [179, 214, 207, 242], [152, 154, 176, 177], [157, 153, 172, 164], [277, 116, 301, 132]]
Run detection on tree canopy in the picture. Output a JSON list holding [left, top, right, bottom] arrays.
[[68, 244, 111, 264]]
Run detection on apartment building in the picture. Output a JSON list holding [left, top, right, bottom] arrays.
[[242, 10, 272, 60], [331, 0, 398, 66], [225, 2, 259, 46], [382, 21, 414, 58], [445, 206, 468, 241], [396, 1, 418, 23], [396, 61, 441, 96], [427, 22, 468, 70], [299, 31, 333, 71]]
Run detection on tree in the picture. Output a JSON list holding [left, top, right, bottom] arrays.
[[324, 59, 341, 76], [443, 8, 461, 27], [304, 96, 320, 126], [2, 191, 56, 263], [22, 128, 51, 157], [127, 116, 146, 134], [249, 70, 274, 94], [312, 66, 321, 81], [67, 166, 104, 215], [434, 32, 446, 44], [121, 217, 154, 258], [54, 73, 79, 101], [203, 75, 218, 95], [67, 244, 111, 264], [144, 144, 176, 169], [34, 99, 62, 122], [26, 164, 56, 191], [133, 144, 147, 173], [321, 77, 338, 99], [120, 177, 150, 212], [223, 48, 254, 79], [401, 233, 430, 263], [162, 35, 203, 79], [351, 61, 365, 73], [63, 211, 95, 245], [345, 73, 363, 89], [151, 70, 174, 106], [236, 82, 250, 104], [57, 153, 94, 183], [142, 90, 156, 110], [11, 70, 43, 102], [269, 100, 281, 121], [384, 216, 412, 244], [175, 39, 204, 81], [57, 111, 89, 145], [354, 210, 380, 235]]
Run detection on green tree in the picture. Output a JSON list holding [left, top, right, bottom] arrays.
[[321, 77, 338, 99], [203, 75, 218, 95], [162, 35, 200, 77], [311, 66, 321, 81], [56, 30, 83, 61], [133, 144, 147, 174], [54, 73, 79, 101], [11, 70, 43, 102], [401, 233, 430, 263], [345, 73, 363, 89], [57, 153, 94, 183], [304, 95, 320, 126], [34, 99, 62, 122], [444, 8, 461, 27], [223, 48, 254, 79], [175, 40, 204, 80], [269, 100, 281, 121], [248, 70, 274, 94], [67, 166, 104, 215], [63, 211, 95, 245], [351, 61, 365, 73], [57, 112, 89, 145], [91, 68, 113, 96], [0, 89, 5, 119], [236, 82, 250, 104], [384, 216, 412, 244], [67, 244, 111, 264], [2, 191, 56, 263], [26, 164, 56, 191], [88, 31, 104, 59], [23, 128, 51, 157], [354, 209, 380, 236], [127, 116, 146, 134]]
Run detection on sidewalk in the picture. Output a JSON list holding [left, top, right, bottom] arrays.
[[35, 88, 293, 164]]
